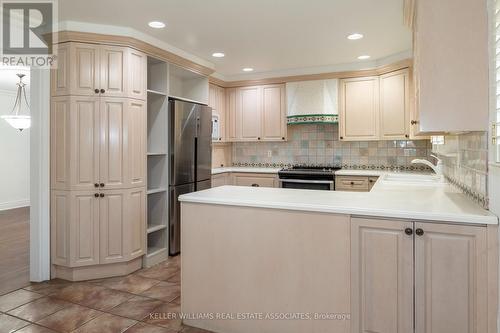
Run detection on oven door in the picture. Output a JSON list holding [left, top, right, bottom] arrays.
[[279, 179, 334, 190]]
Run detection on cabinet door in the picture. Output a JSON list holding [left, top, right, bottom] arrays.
[[69, 97, 100, 191], [216, 85, 227, 141], [339, 77, 379, 141], [209, 84, 217, 109], [380, 69, 410, 140], [100, 46, 128, 98], [415, 223, 488, 333], [99, 98, 127, 189], [128, 48, 147, 100], [70, 191, 100, 267], [237, 86, 262, 141], [262, 84, 286, 141], [71, 43, 100, 96], [99, 189, 127, 264], [51, 43, 70, 96], [226, 88, 238, 141], [351, 218, 414, 333], [127, 99, 147, 188], [126, 188, 146, 259], [232, 174, 276, 188]]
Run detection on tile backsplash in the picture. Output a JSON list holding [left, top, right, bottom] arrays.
[[232, 124, 432, 169], [432, 132, 489, 208]]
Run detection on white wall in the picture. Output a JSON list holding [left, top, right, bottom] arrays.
[[0, 71, 30, 210]]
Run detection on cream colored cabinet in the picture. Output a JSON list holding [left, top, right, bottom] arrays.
[[412, 0, 489, 133], [339, 77, 379, 141], [351, 218, 489, 333], [414, 222, 488, 333], [51, 97, 146, 191], [231, 173, 278, 188], [226, 84, 286, 142], [335, 176, 378, 192], [379, 69, 410, 140], [209, 84, 227, 142], [351, 218, 414, 333], [211, 173, 230, 187], [52, 42, 147, 100], [262, 84, 286, 141], [51, 188, 145, 268]]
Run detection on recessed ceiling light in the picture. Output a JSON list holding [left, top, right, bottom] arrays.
[[148, 21, 166, 29], [212, 52, 225, 58], [357, 55, 371, 60], [347, 33, 364, 40], [242, 67, 254, 72]]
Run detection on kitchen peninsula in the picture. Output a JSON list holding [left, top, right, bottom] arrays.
[[179, 176, 498, 333]]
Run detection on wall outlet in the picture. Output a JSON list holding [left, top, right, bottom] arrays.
[[267, 150, 272, 157]]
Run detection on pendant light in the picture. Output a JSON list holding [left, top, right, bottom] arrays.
[[1, 73, 31, 131]]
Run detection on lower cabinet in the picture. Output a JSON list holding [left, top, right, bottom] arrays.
[[211, 173, 230, 187], [351, 218, 488, 333], [335, 176, 378, 192], [51, 188, 146, 276], [211, 172, 279, 188]]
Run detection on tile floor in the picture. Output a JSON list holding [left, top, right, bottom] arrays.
[[0, 256, 212, 333]]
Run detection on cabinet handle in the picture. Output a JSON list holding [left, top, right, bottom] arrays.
[[369, 179, 374, 183], [415, 228, 424, 236], [100, 89, 105, 94], [340, 136, 344, 140], [94, 89, 99, 94], [404, 228, 413, 235], [94, 183, 99, 188], [411, 120, 418, 125], [94, 193, 99, 198], [251, 184, 260, 187], [282, 137, 285, 140], [257, 137, 261, 140], [99, 193, 105, 198], [405, 134, 409, 138], [350, 181, 355, 185], [100, 183, 105, 187]]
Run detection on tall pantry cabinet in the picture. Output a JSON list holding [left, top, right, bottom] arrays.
[[50, 42, 148, 281]]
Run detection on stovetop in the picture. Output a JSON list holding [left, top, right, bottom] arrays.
[[278, 166, 341, 180]]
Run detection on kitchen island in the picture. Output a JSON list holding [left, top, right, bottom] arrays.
[[179, 176, 498, 333]]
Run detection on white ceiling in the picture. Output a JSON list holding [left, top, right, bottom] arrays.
[[59, 0, 411, 80]]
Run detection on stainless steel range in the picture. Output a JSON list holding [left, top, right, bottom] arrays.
[[278, 166, 341, 190]]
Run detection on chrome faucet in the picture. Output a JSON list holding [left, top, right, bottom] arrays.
[[411, 154, 443, 176]]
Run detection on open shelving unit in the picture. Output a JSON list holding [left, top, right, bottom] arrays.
[[168, 63, 209, 105], [144, 57, 169, 267]]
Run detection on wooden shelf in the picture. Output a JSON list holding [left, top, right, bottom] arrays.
[[147, 224, 167, 234], [147, 188, 167, 195], [147, 152, 167, 156]]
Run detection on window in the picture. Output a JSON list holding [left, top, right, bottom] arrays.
[[496, 1, 500, 162]]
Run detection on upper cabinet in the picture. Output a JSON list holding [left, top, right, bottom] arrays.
[[52, 42, 147, 100], [209, 84, 227, 142], [412, 0, 489, 132], [339, 69, 411, 141], [339, 76, 380, 141], [226, 84, 286, 142]]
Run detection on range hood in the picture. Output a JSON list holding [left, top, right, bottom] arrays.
[[286, 79, 339, 125]]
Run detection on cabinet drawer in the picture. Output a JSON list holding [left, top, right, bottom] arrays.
[[336, 176, 370, 191], [232, 174, 276, 188]]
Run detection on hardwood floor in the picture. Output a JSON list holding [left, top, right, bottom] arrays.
[[0, 207, 30, 295]]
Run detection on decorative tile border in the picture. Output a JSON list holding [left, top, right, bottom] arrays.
[[287, 114, 338, 125], [232, 161, 431, 171], [445, 175, 489, 209]]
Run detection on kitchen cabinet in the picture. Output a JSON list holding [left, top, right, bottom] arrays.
[[51, 97, 146, 191], [211, 173, 230, 188], [351, 218, 488, 333], [412, 0, 489, 132], [51, 188, 146, 268], [209, 84, 227, 141], [226, 84, 286, 142], [339, 77, 380, 141], [232, 173, 278, 188], [379, 69, 410, 140], [52, 42, 147, 100], [335, 176, 378, 192]]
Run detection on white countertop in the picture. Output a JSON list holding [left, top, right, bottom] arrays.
[[212, 167, 281, 175], [181, 173, 498, 225]]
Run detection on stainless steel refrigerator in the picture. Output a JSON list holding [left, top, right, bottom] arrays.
[[168, 99, 212, 255]]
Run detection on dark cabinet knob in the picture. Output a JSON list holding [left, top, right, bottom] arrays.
[[350, 181, 355, 185], [369, 179, 374, 183], [100, 89, 105, 94], [99, 183, 105, 187], [282, 137, 285, 140], [340, 136, 344, 140], [218, 138, 222, 141], [415, 228, 424, 236], [94, 193, 99, 198], [99, 193, 105, 198], [94, 89, 99, 94], [94, 183, 99, 188], [405, 228, 413, 235], [405, 134, 409, 138], [411, 120, 418, 125], [257, 137, 261, 140], [251, 184, 259, 187]]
